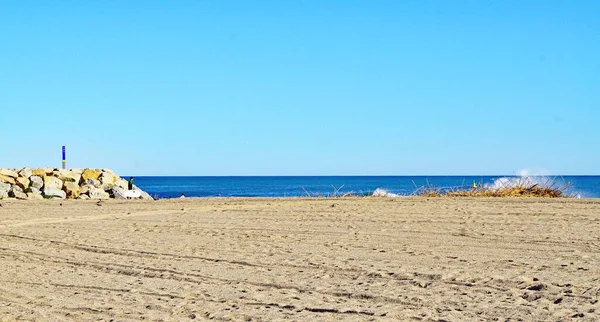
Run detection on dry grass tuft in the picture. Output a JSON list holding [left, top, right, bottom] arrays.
[[413, 177, 570, 198]]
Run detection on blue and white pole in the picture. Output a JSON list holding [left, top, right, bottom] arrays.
[[62, 146, 66, 169]]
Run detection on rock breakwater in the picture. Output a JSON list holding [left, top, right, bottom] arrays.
[[0, 168, 152, 200]]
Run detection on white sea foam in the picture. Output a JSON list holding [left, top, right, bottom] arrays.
[[485, 169, 572, 195], [372, 188, 400, 197]]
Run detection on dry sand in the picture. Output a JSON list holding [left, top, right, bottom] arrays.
[[0, 197, 599, 321]]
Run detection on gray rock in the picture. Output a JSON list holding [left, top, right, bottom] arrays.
[[111, 186, 128, 199], [30, 176, 44, 189], [0, 182, 11, 198], [10, 189, 28, 200], [42, 186, 66, 199], [80, 185, 93, 195], [83, 178, 101, 188]]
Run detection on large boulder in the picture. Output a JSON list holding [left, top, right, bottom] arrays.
[[0, 169, 18, 178], [70, 168, 84, 174], [44, 176, 64, 190], [29, 176, 44, 189], [63, 181, 81, 199], [99, 172, 118, 187], [18, 168, 32, 179], [77, 194, 90, 200], [111, 186, 128, 199], [31, 169, 46, 177], [42, 186, 66, 199], [56, 170, 81, 183], [27, 192, 44, 200], [0, 175, 15, 185], [0, 182, 11, 198], [82, 178, 101, 188], [88, 186, 110, 200], [10, 187, 28, 200], [15, 176, 30, 190], [81, 169, 100, 181], [80, 184, 93, 195]]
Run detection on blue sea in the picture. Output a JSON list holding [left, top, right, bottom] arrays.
[[131, 176, 600, 199]]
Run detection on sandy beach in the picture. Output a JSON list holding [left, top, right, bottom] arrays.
[[1, 197, 599, 321]]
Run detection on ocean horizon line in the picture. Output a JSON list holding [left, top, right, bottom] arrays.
[[124, 174, 600, 178]]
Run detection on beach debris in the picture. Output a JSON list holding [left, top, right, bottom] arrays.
[[0, 167, 153, 201]]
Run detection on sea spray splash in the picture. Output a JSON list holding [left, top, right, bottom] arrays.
[[372, 188, 400, 197], [485, 169, 576, 197]]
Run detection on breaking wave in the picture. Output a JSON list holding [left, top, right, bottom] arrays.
[[485, 170, 580, 198], [372, 188, 400, 197]]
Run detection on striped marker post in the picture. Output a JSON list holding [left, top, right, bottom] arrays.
[[62, 146, 66, 169]]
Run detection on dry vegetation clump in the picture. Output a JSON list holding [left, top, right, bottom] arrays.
[[414, 177, 570, 198]]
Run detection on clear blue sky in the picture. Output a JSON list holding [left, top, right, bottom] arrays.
[[1, 1, 598, 176]]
